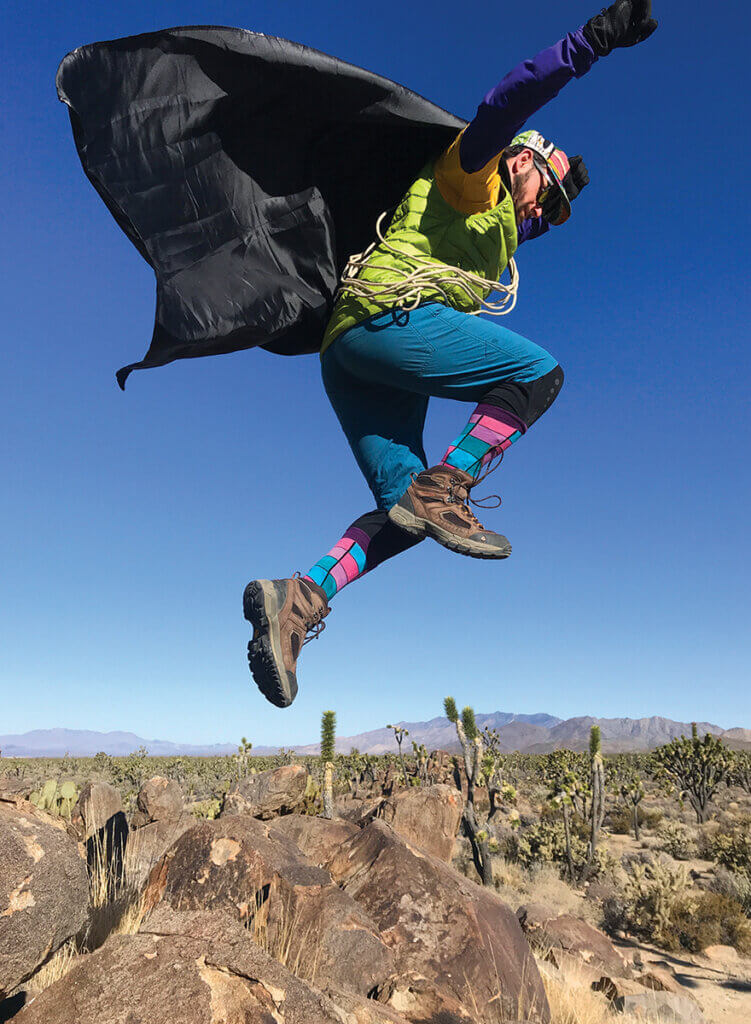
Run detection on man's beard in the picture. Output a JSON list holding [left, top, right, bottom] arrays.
[[511, 166, 535, 221]]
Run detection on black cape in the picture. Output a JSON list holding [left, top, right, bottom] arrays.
[[56, 26, 465, 388]]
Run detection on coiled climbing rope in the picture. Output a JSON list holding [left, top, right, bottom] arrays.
[[337, 209, 520, 316]]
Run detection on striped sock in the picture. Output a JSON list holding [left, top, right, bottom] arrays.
[[304, 526, 371, 602], [440, 404, 526, 480]]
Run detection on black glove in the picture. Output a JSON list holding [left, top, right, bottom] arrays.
[[541, 156, 590, 225], [583, 0, 658, 57]]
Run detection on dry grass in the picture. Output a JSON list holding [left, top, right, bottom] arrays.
[[23, 940, 78, 997], [21, 830, 147, 999], [541, 960, 665, 1024], [243, 885, 322, 984], [491, 858, 600, 924]]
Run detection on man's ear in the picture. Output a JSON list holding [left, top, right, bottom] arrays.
[[509, 148, 533, 176]]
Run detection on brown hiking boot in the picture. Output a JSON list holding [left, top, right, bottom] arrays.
[[243, 576, 331, 708], [387, 465, 512, 559]]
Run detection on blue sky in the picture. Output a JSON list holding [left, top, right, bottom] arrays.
[[1, 0, 749, 749]]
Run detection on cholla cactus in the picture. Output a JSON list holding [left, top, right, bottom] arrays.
[[320, 710, 336, 819], [623, 857, 692, 948], [653, 729, 734, 823]]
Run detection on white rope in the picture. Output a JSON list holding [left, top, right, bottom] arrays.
[[336, 209, 520, 316]]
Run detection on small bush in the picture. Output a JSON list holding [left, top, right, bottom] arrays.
[[607, 805, 662, 834], [669, 892, 751, 955], [709, 867, 751, 915], [642, 807, 664, 829], [607, 807, 636, 834]]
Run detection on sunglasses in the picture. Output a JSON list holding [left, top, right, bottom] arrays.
[[533, 156, 554, 206]]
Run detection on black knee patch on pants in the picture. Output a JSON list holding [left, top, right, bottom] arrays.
[[480, 364, 564, 428]]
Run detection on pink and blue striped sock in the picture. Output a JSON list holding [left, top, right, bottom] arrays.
[[304, 526, 370, 602], [440, 404, 526, 480]]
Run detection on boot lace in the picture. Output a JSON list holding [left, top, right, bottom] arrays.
[[446, 447, 506, 524], [292, 572, 330, 645]]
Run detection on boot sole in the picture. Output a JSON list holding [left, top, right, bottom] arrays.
[[388, 504, 512, 560], [243, 580, 297, 708]]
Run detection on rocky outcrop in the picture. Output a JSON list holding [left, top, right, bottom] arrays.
[[15, 907, 411, 1024], [221, 765, 308, 819], [0, 797, 88, 997], [143, 816, 394, 997], [326, 819, 550, 1023], [377, 783, 463, 861], [131, 776, 183, 828]]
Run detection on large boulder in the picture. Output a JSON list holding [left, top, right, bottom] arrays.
[[518, 908, 630, 978], [326, 819, 550, 1023], [131, 776, 183, 828], [269, 813, 358, 866], [15, 907, 411, 1024], [122, 814, 195, 889], [143, 816, 394, 997], [0, 796, 89, 997], [70, 782, 123, 840], [377, 783, 463, 861], [221, 765, 308, 819]]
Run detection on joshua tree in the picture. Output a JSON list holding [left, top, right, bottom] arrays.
[[409, 740, 429, 786], [444, 696, 492, 886], [235, 737, 253, 779], [652, 726, 735, 824], [732, 751, 751, 796], [612, 757, 647, 840], [320, 710, 337, 819], [387, 723, 410, 784], [581, 726, 606, 881], [543, 755, 581, 881]]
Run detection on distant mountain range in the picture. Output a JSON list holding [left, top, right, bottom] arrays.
[[2, 715, 750, 758]]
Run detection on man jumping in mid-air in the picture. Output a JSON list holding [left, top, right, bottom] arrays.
[[244, 0, 658, 707]]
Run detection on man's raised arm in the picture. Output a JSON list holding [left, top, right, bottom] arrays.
[[460, 1, 658, 173]]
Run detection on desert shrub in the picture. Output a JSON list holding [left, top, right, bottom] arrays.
[[709, 866, 751, 915], [607, 807, 636, 834], [642, 806, 664, 829], [668, 892, 751, 955], [608, 805, 660, 834], [710, 818, 751, 875], [656, 820, 697, 860]]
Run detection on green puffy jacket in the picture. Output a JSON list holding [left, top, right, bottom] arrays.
[[320, 159, 519, 355]]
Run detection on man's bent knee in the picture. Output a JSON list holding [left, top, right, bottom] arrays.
[[479, 364, 564, 429]]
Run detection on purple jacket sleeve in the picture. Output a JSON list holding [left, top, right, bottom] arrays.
[[517, 217, 550, 246], [460, 29, 597, 173]]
